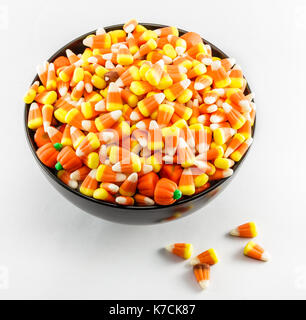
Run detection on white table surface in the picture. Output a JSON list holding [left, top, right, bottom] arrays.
[[1, 0, 306, 300]]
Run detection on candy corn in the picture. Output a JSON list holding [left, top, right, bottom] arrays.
[[244, 241, 270, 261], [26, 20, 255, 207], [193, 264, 210, 290], [165, 243, 193, 259], [190, 248, 219, 266], [230, 222, 258, 238]]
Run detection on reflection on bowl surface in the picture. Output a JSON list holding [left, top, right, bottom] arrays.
[[25, 23, 255, 225]]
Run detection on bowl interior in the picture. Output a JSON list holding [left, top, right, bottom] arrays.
[[24, 23, 255, 211]]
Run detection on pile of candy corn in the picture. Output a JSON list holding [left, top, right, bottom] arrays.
[[25, 19, 255, 206], [166, 222, 270, 290]]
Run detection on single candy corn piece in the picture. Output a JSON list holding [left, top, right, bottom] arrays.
[[147, 120, 163, 151], [213, 127, 236, 145], [95, 110, 122, 132], [36, 143, 61, 168], [227, 90, 251, 113], [238, 120, 252, 140], [222, 102, 246, 130], [46, 63, 57, 90], [179, 168, 195, 196], [56, 146, 83, 172], [145, 59, 164, 86], [209, 168, 233, 180], [120, 88, 139, 107], [194, 75, 213, 91], [193, 264, 210, 290], [154, 178, 182, 206], [230, 137, 253, 162], [79, 169, 98, 197], [180, 32, 202, 49], [157, 104, 174, 127], [65, 108, 85, 129], [229, 65, 245, 89], [57, 170, 78, 189], [154, 26, 178, 37], [119, 172, 138, 197], [47, 126, 63, 144], [244, 241, 270, 261], [130, 80, 154, 96], [224, 133, 245, 158], [116, 196, 135, 206], [124, 19, 138, 33], [190, 248, 219, 266], [100, 182, 119, 195], [165, 243, 193, 259], [70, 126, 85, 149], [138, 93, 165, 117], [134, 39, 157, 59], [83, 33, 111, 49], [106, 82, 123, 111], [164, 79, 191, 102], [230, 222, 258, 238], [210, 60, 231, 88], [96, 164, 126, 183], [81, 152, 99, 169], [70, 166, 91, 181], [214, 157, 235, 170], [24, 81, 39, 104], [28, 102, 43, 130], [173, 102, 193, 121], [177, 138, 195, 168], [117, 44, 134, 65], [76, 132, 100, 157], [93, 188, 116, 203], [134, 194, 155, 206], [36, 61, 49, 86], [112, 153, 142, 173]]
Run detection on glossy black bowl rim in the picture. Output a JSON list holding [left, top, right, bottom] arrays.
[[24, 22, 255, 211]]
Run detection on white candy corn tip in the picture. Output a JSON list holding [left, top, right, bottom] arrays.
[[128, 172, 138, 182], [137, 137, 147, 147], [142, 164, 153, 174], [103, 53, 113, 60], [149, 120, 159, 130], [194, 160, 205, 169], [194, 83, 204, 91], [112, 162, 122, 172], [204, 96, 216, 104], [197, 115, 206, 123], [47, 126, 57, 137], [229, 228, 240, 236], [163, 56, 172, 64], [110, 110, 122, 121], [70, 171, 80, 181], [130, 111, 140, 121], [75, 147, 84, 157], [108, 184, 119, 193], [228, 57, 236, 67], [222, 102, 232, 113], [124, 25, 135, 33], [81, 120, 91, 132], [65, 49, 74, 57], [199, 280, 210, 290], [96, 27, 106, 35], [202, 57, 212, 65], [211, 60, 221, 70], [156, 59, 165, 68], [76, 81, 84, 90], [181, 79, 191, 89], [143, 197, 155, 205], [155, 93, 165, 104], [59, 87, 68, 97], [68, 180, 78, 189], [87, 56, 98, 64], [207, 104, 218, 113], [101, 131, 115, 143], [95, 99, 106, 111], [239, 99, 251, 110], [233, 64, 242, 71], [105, 60, 115, 69], [165, 244, 174, 252], [261, 252, 271, 262], [189, 257, 200, 266], [224, 169, 234, 178], [178, 137, 188, 148], [135, 121, 146, 130], [116, 197, 126, 205], [176, 46, 185, 55]]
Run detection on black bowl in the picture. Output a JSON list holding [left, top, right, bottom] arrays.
[[24, 23, 255, 225]]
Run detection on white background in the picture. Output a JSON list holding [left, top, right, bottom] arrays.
[[0, 0, 305, 300]]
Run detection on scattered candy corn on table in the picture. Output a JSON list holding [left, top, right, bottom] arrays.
[[24, 21, 255, 224]]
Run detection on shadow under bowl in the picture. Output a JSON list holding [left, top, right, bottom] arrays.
[[24, 23, 255, 225]]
